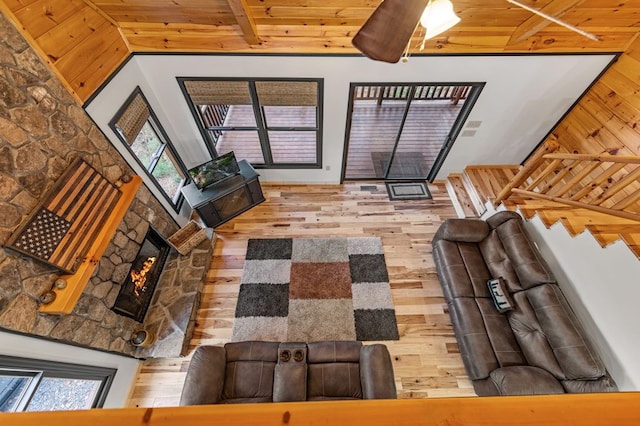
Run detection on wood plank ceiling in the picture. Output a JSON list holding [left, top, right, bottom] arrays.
[[0, 0, 638, 103]]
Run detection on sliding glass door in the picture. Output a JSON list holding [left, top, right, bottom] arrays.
[[342, 83, 484, 181]]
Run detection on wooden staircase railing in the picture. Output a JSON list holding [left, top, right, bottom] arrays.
[[494, 140, 640, 222]]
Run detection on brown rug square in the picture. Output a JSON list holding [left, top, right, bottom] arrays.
[[231, 237, 399, 342], [290, 262, 352, 299]]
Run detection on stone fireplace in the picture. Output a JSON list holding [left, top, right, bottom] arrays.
[[0, 12, 213, 360], [112, 227, 171, 323]]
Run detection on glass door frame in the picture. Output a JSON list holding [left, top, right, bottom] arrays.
[[341, 82, 485, 183]]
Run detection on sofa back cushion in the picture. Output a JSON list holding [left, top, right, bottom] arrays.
[[432, 239, 493, 300], [222, 341, 279, 402], [510, 284, 606, 381], [307, 341, 363, 400], [482, 211, 555, 291], [449, 297, 526, 380], [434, 218, 489, 242]]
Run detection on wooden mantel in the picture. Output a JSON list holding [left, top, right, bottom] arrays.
[[38, 176, 142, 314], [1, 393, 639, 425]]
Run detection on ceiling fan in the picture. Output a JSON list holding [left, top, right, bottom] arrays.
[[352, 0, 601, 64]]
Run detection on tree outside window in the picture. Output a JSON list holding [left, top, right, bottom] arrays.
[[110, 88, 188, 210], [0, 356, 114, 412]]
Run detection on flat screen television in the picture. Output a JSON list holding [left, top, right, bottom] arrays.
[[188, 151, 241, 190]]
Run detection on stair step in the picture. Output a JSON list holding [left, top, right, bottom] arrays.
[[620, 234, 640, 258], [464, 165, 520, 203], [585, 229, 621, 247], [461, 171, 487, 216], [447, 174, 477, 218]]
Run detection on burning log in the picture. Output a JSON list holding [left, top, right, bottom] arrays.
[[131, 256, 156, 297]]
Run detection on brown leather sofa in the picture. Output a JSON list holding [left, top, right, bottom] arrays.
[[432, 210, 617, 396], [180, 341, 397, 404]]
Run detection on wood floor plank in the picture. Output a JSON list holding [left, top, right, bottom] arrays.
[[127, 181, 473, 407]]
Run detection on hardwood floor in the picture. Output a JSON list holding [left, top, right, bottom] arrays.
[[127, 181, 475, 407]]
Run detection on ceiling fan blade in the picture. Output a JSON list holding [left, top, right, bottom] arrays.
[[352, 0, 430, 63]]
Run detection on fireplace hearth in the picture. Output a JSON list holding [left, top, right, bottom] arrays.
[[112, 227, 170, 322]]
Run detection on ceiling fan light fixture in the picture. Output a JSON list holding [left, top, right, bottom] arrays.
[[420, 0, 461, 41]]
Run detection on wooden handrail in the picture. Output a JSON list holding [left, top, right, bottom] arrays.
[[512, 189, 640, 222], [494, 140, 560, 206], [543, 153, 640, 164], [495, 142, 640, 222]]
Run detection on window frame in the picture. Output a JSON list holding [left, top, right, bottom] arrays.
[[109, 87, 189, 212], [0, 355, 116, 412], [177, 77, 323, 169]]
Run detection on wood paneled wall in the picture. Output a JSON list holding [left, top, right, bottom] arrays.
[[1, 0, 639, 104], [0, 0, 129, 103], [547, 38, 640, 157], [532, 35, 640, 211]]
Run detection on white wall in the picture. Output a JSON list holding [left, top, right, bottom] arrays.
[[523, 217, 640, 391], [85, 53, 614, 220], [0, 331, 139, 408]]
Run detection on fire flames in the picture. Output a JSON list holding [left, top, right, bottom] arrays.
[[131, 256, 156, 297]]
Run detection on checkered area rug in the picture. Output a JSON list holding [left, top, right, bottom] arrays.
[[231, 237, 400, 342]]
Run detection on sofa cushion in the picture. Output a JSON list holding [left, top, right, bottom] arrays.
[[489, 366, 565, 395], [433, 239, 493, 301], [449, 297, 525, 380], [307, 363, 362, 400], [307, 341, 362, 363], [222, 341, 279, 402], [491, 214, 555, 289], [509, 284, 605, 381], [306, 341, 363, 400], [479, 232, 523, 293]]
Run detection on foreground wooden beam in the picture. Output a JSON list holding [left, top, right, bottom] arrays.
[[225, 0, 261, 45], [2, 394, 640, 426]]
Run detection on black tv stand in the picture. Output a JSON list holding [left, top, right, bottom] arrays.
[[181, 160, 264, 228]]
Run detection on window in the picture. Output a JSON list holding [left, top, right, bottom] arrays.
[[179, 78, 322, 168], [343, 83, 484, 181], [0, 356, 115, 412], [110, 88, 188, 210]]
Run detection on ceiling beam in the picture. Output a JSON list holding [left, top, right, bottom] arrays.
[[507, 0, 586, 45], [225, 0, 261, 45]]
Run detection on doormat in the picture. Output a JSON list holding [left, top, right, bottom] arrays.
[[231, 237, 400, 342], [385, 181, 432, 201]]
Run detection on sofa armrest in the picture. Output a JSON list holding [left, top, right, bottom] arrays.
[[359, 344, 397, 399], [562, 374, 618, 393], [487, 366, 565, 396], [180, 345, 226, 405], [485, 210, 521, 229], [433, 218, 490, 243]]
